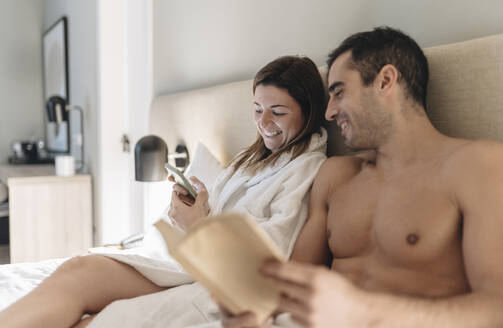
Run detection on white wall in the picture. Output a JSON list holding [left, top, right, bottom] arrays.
[[125, 0, 153, 235], [96, 0, 130, 244], [44, 0, 153, 245], [0, 0, 44, 163], [43, 0, 98, 178], [43, 0, 101, 241], [97, 0, 153, 243], [153, 0, 503, 95]]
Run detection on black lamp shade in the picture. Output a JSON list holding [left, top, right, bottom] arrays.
[[135, 135, 168, 182], [46, 95, 69, 123]]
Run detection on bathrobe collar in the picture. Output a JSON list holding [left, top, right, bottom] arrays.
[[210, 128, 327, 213]]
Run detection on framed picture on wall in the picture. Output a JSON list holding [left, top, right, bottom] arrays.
[[43, 17, 69, 153]]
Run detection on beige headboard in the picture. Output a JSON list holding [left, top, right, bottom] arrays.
[[150, 34, 503, 163]]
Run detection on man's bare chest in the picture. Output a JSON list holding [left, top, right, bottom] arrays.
[[327, 167, 462, 267]]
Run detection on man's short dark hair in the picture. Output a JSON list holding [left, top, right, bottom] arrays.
[[327, 26, 429, 108]]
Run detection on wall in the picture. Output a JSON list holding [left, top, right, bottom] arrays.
[[44, 0, 153, 245], [153, 0, 503, 95], [43, 0, 97, 178], [125, 0, 153, 235], [97, 0, 153, 243], [43, 0, 101, 240], [0, 0, 44, 163]]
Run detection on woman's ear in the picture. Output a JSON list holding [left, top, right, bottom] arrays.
[[376, 64, 399, 94]]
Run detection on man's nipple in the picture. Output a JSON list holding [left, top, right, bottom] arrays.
[[406, 233, 420, 245]]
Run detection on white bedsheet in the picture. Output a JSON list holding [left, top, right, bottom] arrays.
[[0, 258, 66, 311], [0, 257, 301, 328], [88, 282, 301, 328]]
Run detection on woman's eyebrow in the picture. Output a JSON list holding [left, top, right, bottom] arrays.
[[253, 102, 289, 109]]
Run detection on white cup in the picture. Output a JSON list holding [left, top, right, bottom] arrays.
[[55, 155, 75, 177]]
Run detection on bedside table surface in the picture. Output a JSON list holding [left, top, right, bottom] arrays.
[[0, 164, 55, 186]]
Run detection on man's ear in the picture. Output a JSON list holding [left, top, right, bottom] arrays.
[[375, 64, 399, 94]]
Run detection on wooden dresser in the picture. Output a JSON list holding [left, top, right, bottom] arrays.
[[0, 164, 93, 263]]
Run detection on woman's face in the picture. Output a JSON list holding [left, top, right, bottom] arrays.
[[253, 84, 306, 153]]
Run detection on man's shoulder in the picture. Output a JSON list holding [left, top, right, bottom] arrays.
[[316, 153, 367, 185], [444, 139, 503, 225], [309, 154, 365, 206], [443, 139, 503, 188], [449, 139, 503, 166]]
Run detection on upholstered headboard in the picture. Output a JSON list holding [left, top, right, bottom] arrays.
[[150, 34, 503, 163], [424, 34, 503, 141]]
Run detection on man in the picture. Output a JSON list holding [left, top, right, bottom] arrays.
[[224, 27, 503, 327]]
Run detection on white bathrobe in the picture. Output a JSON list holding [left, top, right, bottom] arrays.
[[88, 129, 327, 328]]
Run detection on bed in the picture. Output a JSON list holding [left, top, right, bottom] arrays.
[[1, 33, 502, 326]]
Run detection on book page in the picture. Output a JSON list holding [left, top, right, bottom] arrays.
[[155, 212, 285, 324]]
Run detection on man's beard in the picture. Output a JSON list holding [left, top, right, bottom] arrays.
[[344, 95, 393, 151]]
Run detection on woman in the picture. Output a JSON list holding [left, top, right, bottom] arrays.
[[0, 55, 328, 328]]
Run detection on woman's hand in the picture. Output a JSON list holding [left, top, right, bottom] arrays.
[[168, 176, 210, 230]]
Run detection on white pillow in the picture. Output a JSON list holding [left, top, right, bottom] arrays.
[[143, 142, 223, 230], [184, 142, 224, 192]]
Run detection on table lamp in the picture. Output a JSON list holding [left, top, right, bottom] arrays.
[[134, 135, 189, 182], [46, 95, 85, 171]]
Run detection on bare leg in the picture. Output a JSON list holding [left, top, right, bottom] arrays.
[[0, 255, 165, 328]]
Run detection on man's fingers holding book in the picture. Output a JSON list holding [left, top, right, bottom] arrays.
[[261, 260, 319, 288], [219, 304, 272, 328]]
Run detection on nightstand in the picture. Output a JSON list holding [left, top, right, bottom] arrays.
[[0, 164, 93, 263]]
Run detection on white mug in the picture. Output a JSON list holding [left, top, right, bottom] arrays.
[[55, 155, 75, 177]]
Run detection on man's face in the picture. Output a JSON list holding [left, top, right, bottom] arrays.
[[325, 51, 392, 150]]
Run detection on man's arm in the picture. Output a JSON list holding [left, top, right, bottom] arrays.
[[290, 159, 331, 266], [291, 156, 362, 266], [262, 142, 503, 328]]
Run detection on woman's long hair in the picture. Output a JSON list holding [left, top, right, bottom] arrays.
[[233, 56, 326, 173]]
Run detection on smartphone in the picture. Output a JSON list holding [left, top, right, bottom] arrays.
[[165, 162, 198, 199]]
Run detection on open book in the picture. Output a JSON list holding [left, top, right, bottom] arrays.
[[154, 212, 286, 324]]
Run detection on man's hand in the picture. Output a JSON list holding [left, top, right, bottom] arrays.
[[168, 176, 210, 230], [219, 304, 273, 328], [261, 260, 368, 327]]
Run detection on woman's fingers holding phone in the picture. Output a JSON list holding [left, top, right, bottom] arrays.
[[188, 176, 207, 193], [178, 193, 195, 205], [169, 174, 189, 195], [173, 183, 189, 196]]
